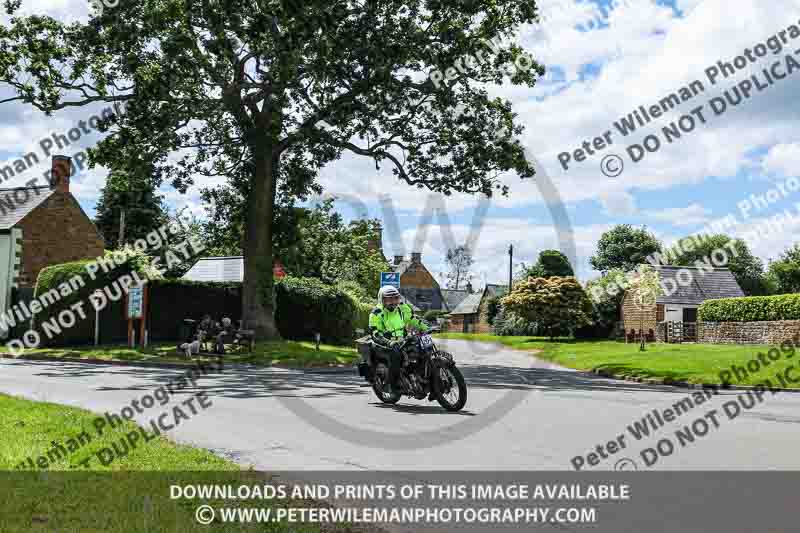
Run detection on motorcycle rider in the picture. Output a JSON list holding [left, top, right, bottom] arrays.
[[368, 285, 430, 394]]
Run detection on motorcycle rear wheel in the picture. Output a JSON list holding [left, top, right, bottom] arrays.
[[435, 366, 467, 412], [372, 363, 401, 404]]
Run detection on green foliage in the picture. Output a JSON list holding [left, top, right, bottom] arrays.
[[767, 244, 800, 294], [501, 276, 593, 338], [274, 276, 368, 343], [0, 0, 543, 338], [94, 169, 168, 249], [669, 235, 768, 296], [491, 310, 538, 336], [525, 249, 574, 278], [33, 253, 146, 346], [590, 225, 662, 273], [698, 294, 800, 322], [486, 297, 501, 325], [423, 309, 448, 322], [275, 200, 390, 297], [584, 269, 629, 336]]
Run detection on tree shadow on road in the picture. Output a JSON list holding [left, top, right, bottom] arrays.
[[4, 358, 706, 405]]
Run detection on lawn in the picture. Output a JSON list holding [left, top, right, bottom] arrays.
[[436, 332, 800, 388], [0, 393, 360, 532], [5, 339, 359, 368]]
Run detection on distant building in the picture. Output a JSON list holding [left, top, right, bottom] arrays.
[[183, 256, 244, 282], [0, 155, 106, 338], [447, 283, 508, 333], [441, 287, 471, 313], [390, 252, 445, 311], [621, 265, 745, 341]]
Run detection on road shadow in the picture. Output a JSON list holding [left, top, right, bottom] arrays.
[[2, 355, 712, 404]]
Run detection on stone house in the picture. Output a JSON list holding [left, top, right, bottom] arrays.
[[621, 265, 744, 341], [0, 155, 106, 336], [390, 252, 446, 312], [447, 283, 508, 333]]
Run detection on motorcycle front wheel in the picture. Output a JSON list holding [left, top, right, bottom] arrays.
[[435, 365, 467, 412], [372, 363, 401, 404]]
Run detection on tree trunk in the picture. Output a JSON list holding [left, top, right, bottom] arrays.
[[241, 149, 281, 340]]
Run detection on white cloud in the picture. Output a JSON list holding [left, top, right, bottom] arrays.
[[763, 143, 800, 177], [648, 203, 712, 226], [598, 190, 638, 216]]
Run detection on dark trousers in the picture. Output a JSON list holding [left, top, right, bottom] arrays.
[[373, 344, 402, 387]]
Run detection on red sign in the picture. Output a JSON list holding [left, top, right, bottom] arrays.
[[273, 260, 286, 279]]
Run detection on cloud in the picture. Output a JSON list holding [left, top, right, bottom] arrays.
[[762, 142, 800, 177], [647, 203, 713, 226], [598, 190, 638, 216]]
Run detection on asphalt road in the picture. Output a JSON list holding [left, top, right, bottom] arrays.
[[2, 338, 800, 471]]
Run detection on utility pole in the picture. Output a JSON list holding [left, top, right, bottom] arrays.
[[118, 208, 126, 246], [508, 244, 513, 292]]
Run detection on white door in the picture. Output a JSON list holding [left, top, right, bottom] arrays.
[[665, 306, 682, 322]]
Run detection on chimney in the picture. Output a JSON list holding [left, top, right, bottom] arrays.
[[394, 255, 404, 265], [50, 155, 71, 193], [411, 252, 422, 264]]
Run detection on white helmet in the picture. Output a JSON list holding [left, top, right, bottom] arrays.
[[378, 285, 401, 301]]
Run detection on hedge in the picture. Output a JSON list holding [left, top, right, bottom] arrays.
[[31, 257, 371, 345], [32, 255, 141, 346], [698, 294, 800, 322], [275, 276, 370, 343]]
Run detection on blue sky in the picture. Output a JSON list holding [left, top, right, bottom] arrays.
[[1, 0, 799, 288]]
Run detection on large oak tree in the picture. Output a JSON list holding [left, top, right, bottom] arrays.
[[0, 0, 542, 338]]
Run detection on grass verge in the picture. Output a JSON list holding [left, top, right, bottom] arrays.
[[0, 393, 365, 532], [435, 332, 800, 388], [5, 339, 359, 368]]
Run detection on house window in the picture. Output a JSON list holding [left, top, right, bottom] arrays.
[[656, 304, 664, 322]]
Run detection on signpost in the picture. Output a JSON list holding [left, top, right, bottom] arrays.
[[125, 282, 148, 348], [380, 271, 400, 289]]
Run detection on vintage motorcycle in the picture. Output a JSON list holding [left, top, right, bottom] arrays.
[[357, 331, 467, 412]]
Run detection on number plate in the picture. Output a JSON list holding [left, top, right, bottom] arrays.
[[419, 334, 434, 349]]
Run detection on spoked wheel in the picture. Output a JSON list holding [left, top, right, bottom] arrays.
[[372, 363, 401, 404], [435, 365, 467, 412]]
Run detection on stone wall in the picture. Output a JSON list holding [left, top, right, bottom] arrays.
[[698, 320, 800, 345]]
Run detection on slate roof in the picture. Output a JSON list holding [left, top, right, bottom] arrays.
[[183, 256, 244, 283], [441, 289, 470, 311], [0, 187, 54, 230], [653, 265, 744, 305], [485, 283, 509, 299], [449, 292, 483, 315]]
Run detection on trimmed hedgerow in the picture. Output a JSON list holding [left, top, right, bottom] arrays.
[[274, 276, 368, 343], [698, 294, 800, 322], [32, 253, 144, 346]]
